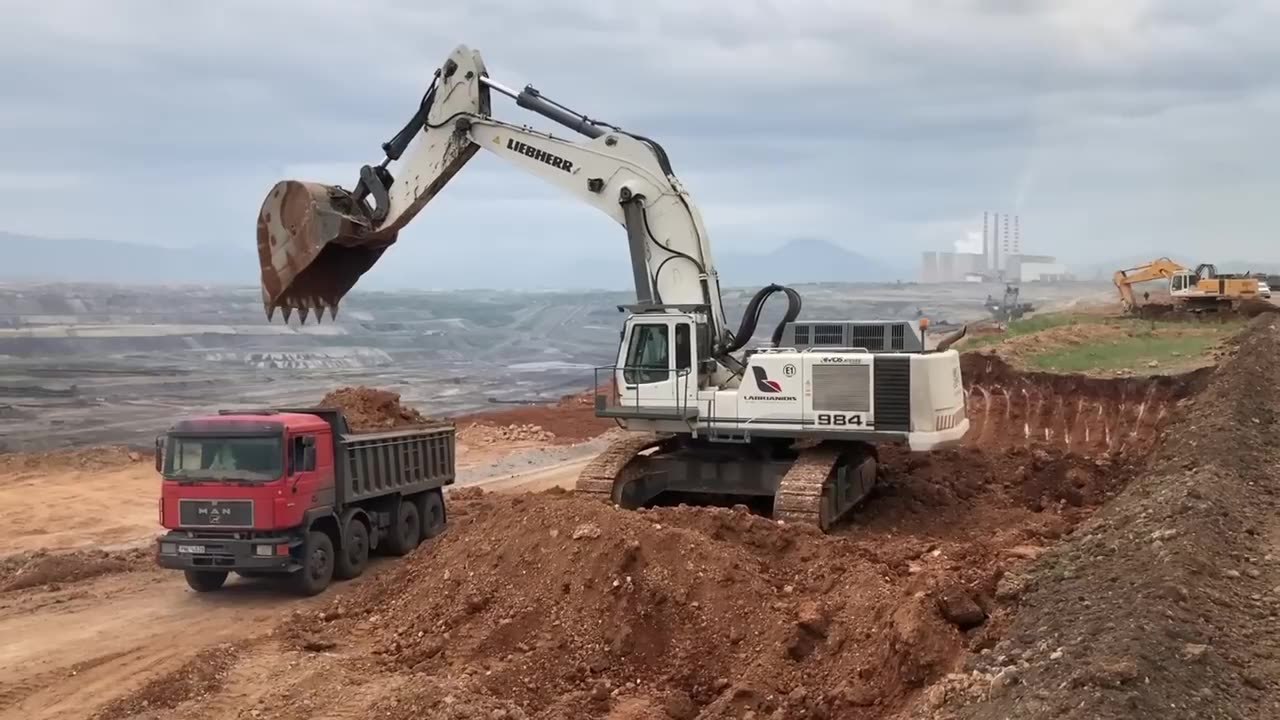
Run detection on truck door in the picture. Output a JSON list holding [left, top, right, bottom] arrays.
[[287, 432, 332, 510]]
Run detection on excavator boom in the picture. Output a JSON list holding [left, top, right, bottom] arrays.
[[256, 44, 732, 342], [1112, 257, 1187, 312]]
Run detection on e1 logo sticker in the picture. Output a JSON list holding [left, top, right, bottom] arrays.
[[783, 363, 797, 377]]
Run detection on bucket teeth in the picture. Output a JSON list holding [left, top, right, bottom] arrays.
[[282, 306, 293, 323], [298, 305, 311, 324]]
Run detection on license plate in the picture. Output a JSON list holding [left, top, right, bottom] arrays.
[[177, 545, 206, 554]]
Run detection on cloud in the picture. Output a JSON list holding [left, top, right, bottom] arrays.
[[1, 0, 1278, 288]]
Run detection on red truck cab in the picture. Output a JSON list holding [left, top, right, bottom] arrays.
[[155, 408, 455, 595]]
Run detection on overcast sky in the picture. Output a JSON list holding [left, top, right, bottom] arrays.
[[2, 0, 1277, 287]]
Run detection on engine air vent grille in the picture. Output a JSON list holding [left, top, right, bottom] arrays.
[[873, 356, 911, 431], [812, 364, 871, 412]]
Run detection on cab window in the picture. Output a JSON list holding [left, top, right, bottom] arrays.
[[624, 323, 670, 384], [289, 435, 315, 473], [675, 323, 692, 372]]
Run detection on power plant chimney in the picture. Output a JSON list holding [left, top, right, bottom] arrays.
[[983, 212, 991, 272]]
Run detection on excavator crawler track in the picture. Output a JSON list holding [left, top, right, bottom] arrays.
[[774, 442, 878, 531], [574, 433, 667, 504]]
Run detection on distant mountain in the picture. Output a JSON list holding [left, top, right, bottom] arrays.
[[715, 238, 910, 288], [0, 232, 255, 285], [0, 231, 909, 291]]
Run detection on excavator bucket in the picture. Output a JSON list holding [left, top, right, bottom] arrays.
[[255, 43, 491, 323], [256, 180, 393, 323]]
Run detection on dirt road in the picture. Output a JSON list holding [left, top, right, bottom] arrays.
[[0, 444, 593, 720]]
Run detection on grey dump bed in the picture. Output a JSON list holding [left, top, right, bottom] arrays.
[[338, 425, 456, 503], [277, 407, 456, 506]]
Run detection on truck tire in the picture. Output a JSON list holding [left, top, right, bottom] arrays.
[[291, 530, 335, 596], [184, 570, 228, 593], [334, 517, 369, 580], [384, 501, 421, 556], [419, 490, 446, 540]]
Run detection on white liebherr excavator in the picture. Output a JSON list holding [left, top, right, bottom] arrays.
[[256, 44, 970, 531]]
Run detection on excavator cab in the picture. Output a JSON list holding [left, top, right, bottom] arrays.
[[599, 311, 702, 422], [1170, 271, 1196, 295]]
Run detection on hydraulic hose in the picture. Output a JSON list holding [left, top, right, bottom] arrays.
[[722, 284, 803, 355]]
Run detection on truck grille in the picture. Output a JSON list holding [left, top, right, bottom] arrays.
[[178, 499, 254, 528]]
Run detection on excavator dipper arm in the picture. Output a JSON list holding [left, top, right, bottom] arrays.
[[1111, 257, 1186, 312], [257, 44, 727, 339]]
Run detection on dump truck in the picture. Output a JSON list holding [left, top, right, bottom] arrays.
[[154, 407, 455, 596]]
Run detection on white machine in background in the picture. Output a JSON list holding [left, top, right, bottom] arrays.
[[256, 44, 969, 530]]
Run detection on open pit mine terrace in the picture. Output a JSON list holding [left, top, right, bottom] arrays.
[[2, 316, 1279, 720]]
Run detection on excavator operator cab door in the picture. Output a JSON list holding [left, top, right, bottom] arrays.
[[615, 315, 696, 414], [1170, 271, 1193, 297]]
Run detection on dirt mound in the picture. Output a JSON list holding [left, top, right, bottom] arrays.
[[453, 389, 615, 445], [933, 316, 1280, 720], [962, 353, 1211, 455], [1239, 297, 1280, 317], [0, 445, 147, 474], [0, 547, 151, 592], [279, 424, 1165, 720], [289, 491, 977, 719], [1133, 298, 1278, 321], [458, 422, 556, 445], [318, 386, 436, 432]]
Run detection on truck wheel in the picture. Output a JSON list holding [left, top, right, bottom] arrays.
[[419, 490, 446, 540], [291, 531, 335, 596], [184, 570, 228, 592], [384, 501, 421, 556], [334, 517, 369, 580]]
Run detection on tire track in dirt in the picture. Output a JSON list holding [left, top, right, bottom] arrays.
[[0, 569, 364, 720], [0, 446, 595, 720]]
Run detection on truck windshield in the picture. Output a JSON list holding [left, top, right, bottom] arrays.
[[164, 435, 283, 482]]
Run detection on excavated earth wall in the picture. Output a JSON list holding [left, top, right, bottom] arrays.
[[924, 315, 1280, 720]]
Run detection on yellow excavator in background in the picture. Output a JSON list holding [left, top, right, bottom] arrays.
[[1113, 258, 1259, 313]]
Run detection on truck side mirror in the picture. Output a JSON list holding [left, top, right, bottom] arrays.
[[303, 446, 317, 471], [154, 435, 164, 473], [303, 435, 315, 447]]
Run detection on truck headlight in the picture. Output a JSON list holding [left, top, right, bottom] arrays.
[[160, 543, 177, 554], [255, 544, 274, 556]]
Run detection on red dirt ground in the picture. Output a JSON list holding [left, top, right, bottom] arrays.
[[453, 390, 617, 445], [28, 324, 1280, 720]]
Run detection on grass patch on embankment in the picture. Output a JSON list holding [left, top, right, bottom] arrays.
[[959, 313, 1108, 351], [962, 311, 1242, 375]]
